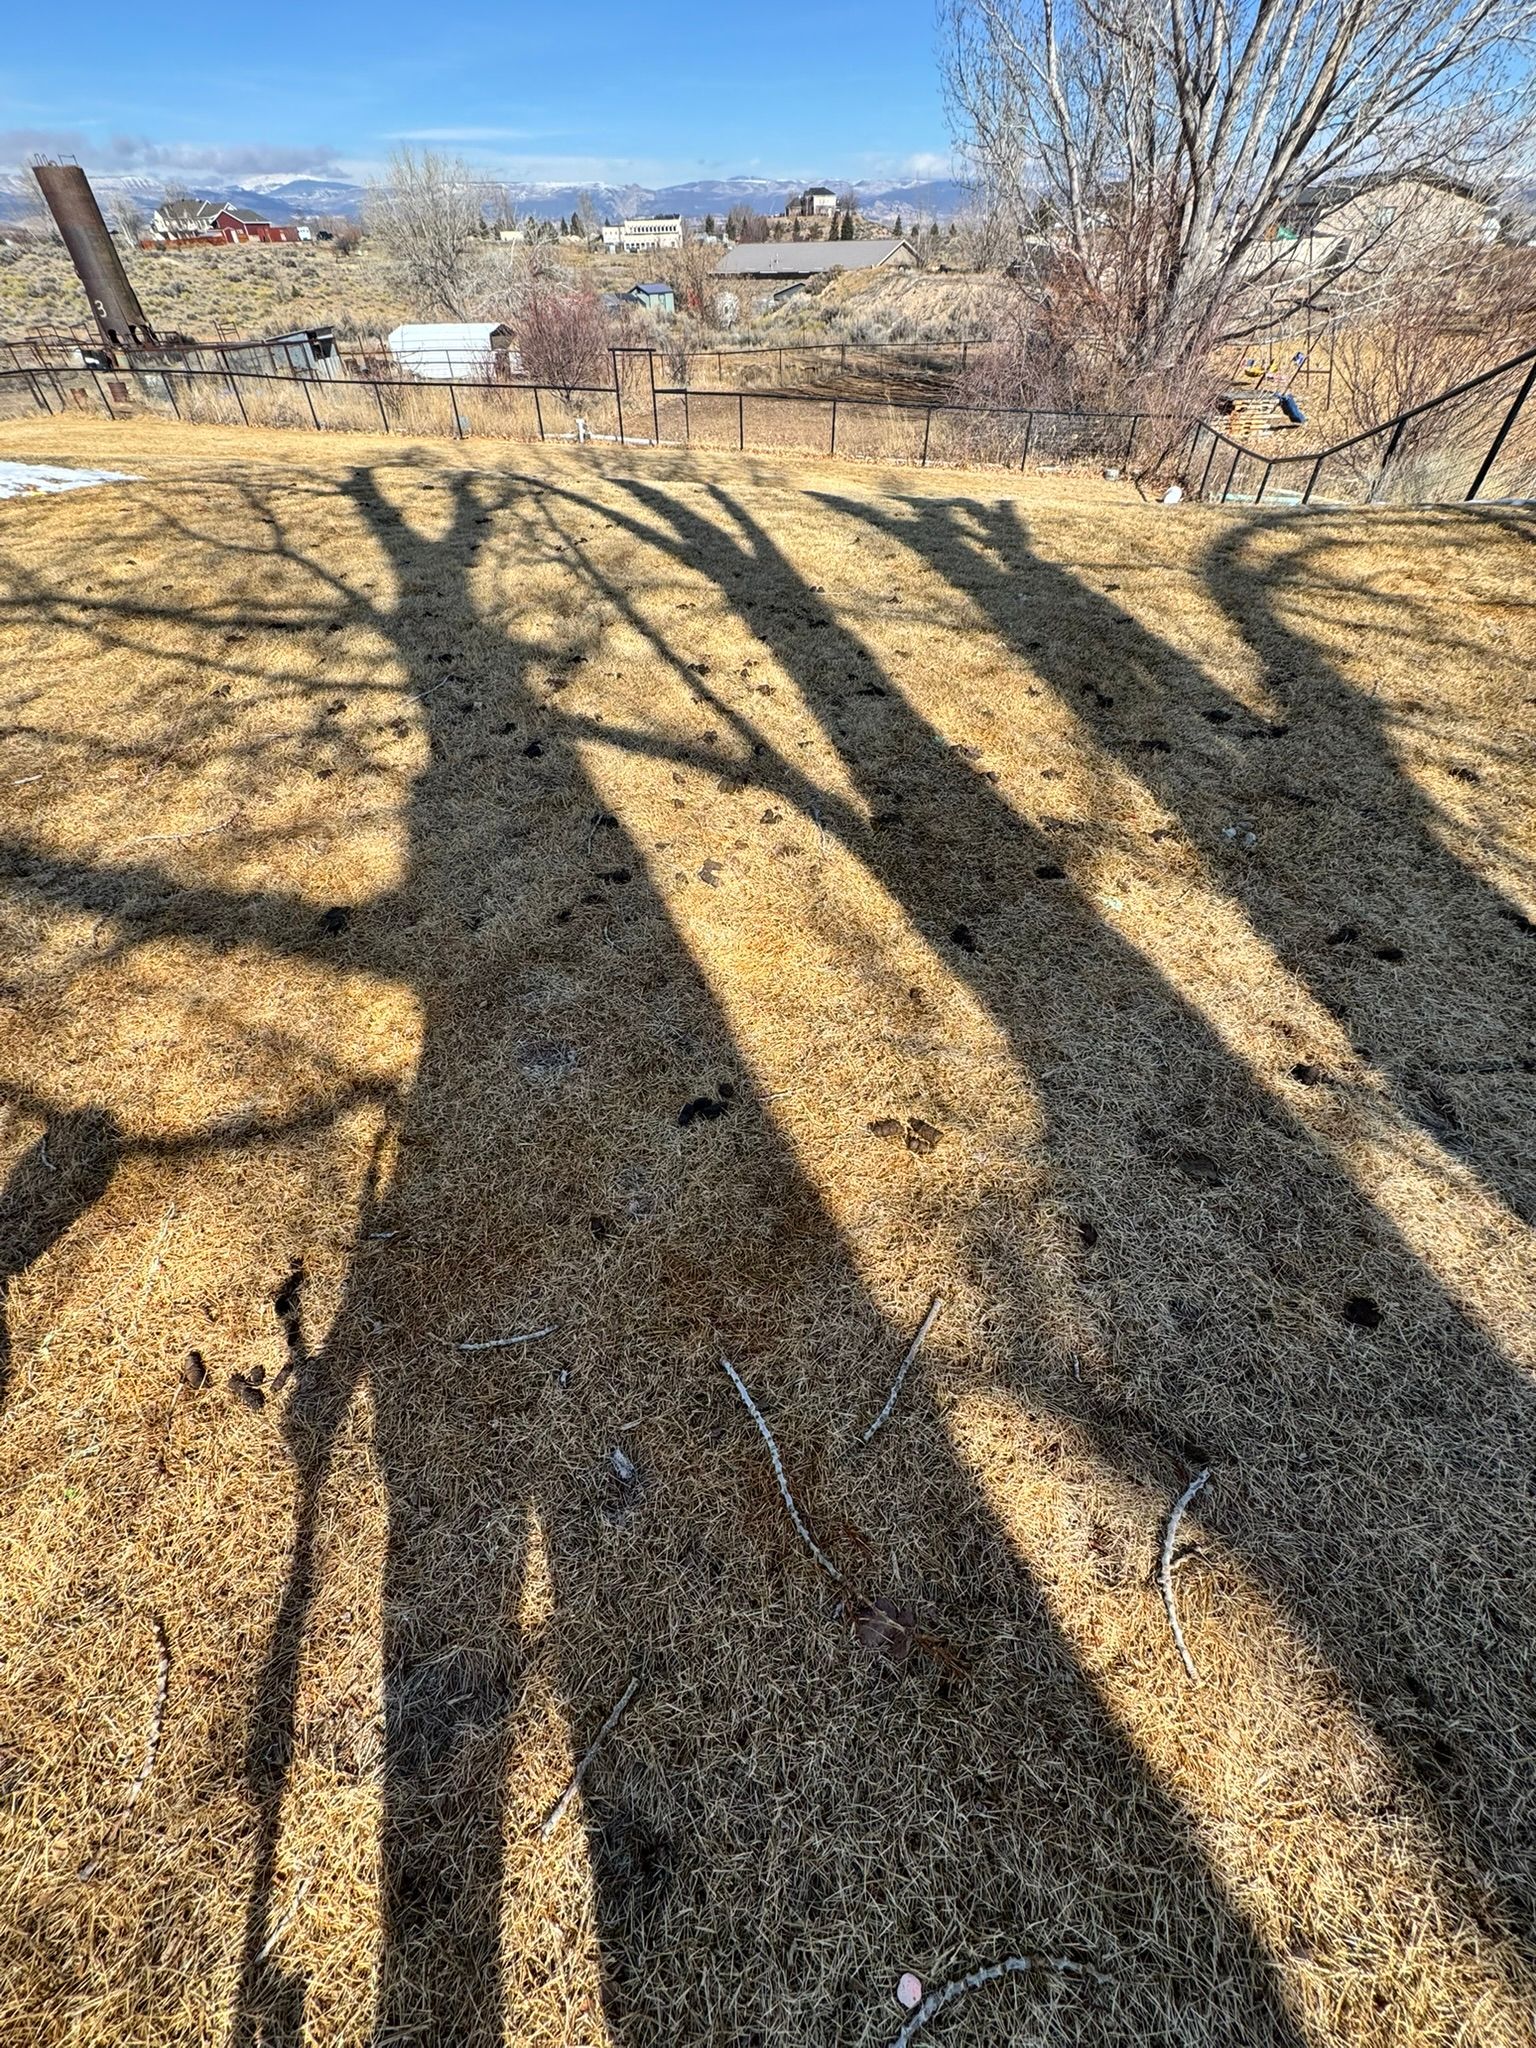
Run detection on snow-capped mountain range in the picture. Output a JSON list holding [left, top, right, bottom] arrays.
[[0, 168, 972, 226]]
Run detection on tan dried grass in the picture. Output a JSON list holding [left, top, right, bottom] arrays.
[[0, 419, 1533, 2048]]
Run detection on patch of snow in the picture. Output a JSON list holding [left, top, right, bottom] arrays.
[[0, 462, 140, 502]]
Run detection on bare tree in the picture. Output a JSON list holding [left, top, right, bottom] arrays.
[[943, 0, 1536, 392], [365, 149, 493, 318], [109, 195, 146, 244], [514, 280, 614, 396]]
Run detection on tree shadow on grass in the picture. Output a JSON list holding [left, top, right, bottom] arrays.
[[0, 456, 1298, 2047], [623, 475, 1536, 1957], [7, 448, 1486, 2046]]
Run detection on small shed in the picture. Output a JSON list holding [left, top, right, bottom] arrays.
[[386, 322, 521, 381], [625, 282, 676, 317]]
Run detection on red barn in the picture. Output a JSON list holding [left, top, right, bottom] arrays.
[[213, 207, 299, 244]]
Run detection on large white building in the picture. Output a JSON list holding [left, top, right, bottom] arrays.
[[605, 214, 684, 253]]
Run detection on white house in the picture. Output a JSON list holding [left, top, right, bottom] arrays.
[[386, 323, 521, 381]]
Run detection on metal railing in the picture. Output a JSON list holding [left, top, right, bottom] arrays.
[[0, 354, 1149, 474], [1186, 342, 1536, 507]]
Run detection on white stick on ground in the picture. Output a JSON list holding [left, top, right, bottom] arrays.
[[1159, 1469, 1211, 1683], [79, 1612, 170, 1878], [721, 1357, 844, 1582], [860, 1295, 944, 1445], [254, 1873, 313, 1966], [539, 1676, 640, 1841], [884, 1954, 1094, 2048], [456, 1326, 555, 1351]]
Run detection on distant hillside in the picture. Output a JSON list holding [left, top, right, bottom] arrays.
[[0, 168, 974, 227]]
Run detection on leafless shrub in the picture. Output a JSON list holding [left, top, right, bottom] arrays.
[[514, 281, 614, 396], [1333, 244, 1536, 498]]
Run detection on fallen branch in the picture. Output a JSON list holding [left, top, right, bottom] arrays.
[[721, 1356, 843, 1582], [107, 809, 241, 857], [885, 1953, 1095, 2048], [860, 1296, 944, 1445], [539, 1676, 640, 1841], [254, 1872, 313, 1966], [79, 1612, 170, 1878], [1159, 1469, 1211, 1683], [455, 1326, 555, 1351]]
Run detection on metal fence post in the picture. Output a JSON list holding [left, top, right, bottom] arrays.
[[738, 392, 744, 450], [921, 407, 932, 466], [1301, 454, 1324, 504], [1466, 354, 1536, 500], [449, 383, 463, 439], [614, 353, 626, 445], [683, 389, 690, 445], [533, 386, 545, 441], [1368, 416, 1406, 503], [1020, 412, 1034, 467], [90, 369, 114, 419], [229, 371, 249, 426], [1124, 415, 1140, 463], [649, 351, 660, 443], [302, 377, 320, 431], [1223, 447, 1241, 502], [829, 399, 838, 456], [374, 379, 389, 433], [1198, 431, 1218, 498]]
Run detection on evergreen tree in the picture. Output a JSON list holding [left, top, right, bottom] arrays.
[[893, 213, 903, 236], [841, 211, 855, 240], [704, 212, 716, 236]]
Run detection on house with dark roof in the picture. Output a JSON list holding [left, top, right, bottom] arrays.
[[715, 238, 916, 279], [788, 185, 838, 218], [213, 206, 298, 244], [150, 197, 223, 241]]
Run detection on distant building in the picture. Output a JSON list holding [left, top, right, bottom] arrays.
[[788, 186, 838, 218], [1262, 173, 1499, 284], [150, 198, 222, 240], [715, 238, 917, 279], [624, 281, 676, 316], [213, 207, 299, 245], [386, 322, 521, 381], [614, 215, 684, 252], [149, 198, 298, 245]]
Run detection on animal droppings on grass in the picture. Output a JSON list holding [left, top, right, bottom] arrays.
[[181, 1351, 207, 1391], [597, 868, 631, 884], [1139, 737, 1172, 754], [1173, 1149, 1223, 1187], [1205, 708, 1234, 723], [760, 809, 782, 825], [1343, 1295, 1384, 1330], [523, 740, 544, 758], [1374, 945, 1406, 963], [230, 1375, 264, 1412], [698, 861, 723, 888], [1291, 1063, 1324, 1086], [1078, 1219, 1099, 1248], [869, 1118, 905, 1141], [317, 906, 350, 936], [949, 923, 977, 952], [678, 1096, 729, 1128], [1036, 863, 1067, 881], [850, 1596, 917, 1667], [1327, 925, 1359, 945], [905, 1118, 943, 1156]]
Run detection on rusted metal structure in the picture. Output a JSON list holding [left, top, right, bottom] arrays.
[[31, 162, 157, 350]]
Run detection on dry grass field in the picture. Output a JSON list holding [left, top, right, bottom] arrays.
[[0, 418, 1533, 2048], [0, 241, 412, 342]]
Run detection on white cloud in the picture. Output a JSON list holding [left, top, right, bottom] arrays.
[[0, 128, 339, 179]]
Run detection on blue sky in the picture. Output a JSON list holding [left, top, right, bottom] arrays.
[[1, 0, 953, 186]]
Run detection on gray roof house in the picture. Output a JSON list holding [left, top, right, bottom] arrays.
[[714, 238, 917, 279]]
